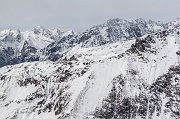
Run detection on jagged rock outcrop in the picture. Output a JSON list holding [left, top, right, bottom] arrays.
[[45, 18, 166, 61]]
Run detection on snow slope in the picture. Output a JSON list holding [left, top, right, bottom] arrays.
[[1, 28, 180, 118]]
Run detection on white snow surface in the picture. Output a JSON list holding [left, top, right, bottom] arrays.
[[0, 28, 69, 52], [0, 31, 180, 118]]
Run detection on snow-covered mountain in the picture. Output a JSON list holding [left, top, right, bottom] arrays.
[[1, 23, 180, 118], [0, 18, 169, 67], [0, 26, 64, 67], [1, 18, 180, 119], [45, 18, 167, 61]]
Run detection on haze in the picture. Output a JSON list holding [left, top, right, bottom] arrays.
[[0, 0, 180, 32]]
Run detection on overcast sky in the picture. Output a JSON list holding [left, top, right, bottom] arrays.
[[0, 0, 180, 32]]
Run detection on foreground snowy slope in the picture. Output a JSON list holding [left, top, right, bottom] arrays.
[[1, 28, 180, 118]]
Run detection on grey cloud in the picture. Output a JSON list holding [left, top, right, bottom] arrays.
[[0, 0, 180, 32]]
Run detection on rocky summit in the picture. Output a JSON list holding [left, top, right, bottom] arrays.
[[0, 18, 180, 119]]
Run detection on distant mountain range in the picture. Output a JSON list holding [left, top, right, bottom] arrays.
[[1, 18, 180, 67], [0, 18, 180, 119]]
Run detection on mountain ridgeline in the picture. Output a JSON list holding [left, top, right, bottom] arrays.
[[0, 18, 176, 67], [0, 18, 180, 119]]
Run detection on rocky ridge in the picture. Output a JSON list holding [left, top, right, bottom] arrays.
[[1, 18, 176, 67], [1, 23, 180, 118]]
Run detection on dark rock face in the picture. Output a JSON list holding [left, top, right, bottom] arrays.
[[45, 19, 164, 60], [0, 47, 15, 67], [21, 41, 37, 56], [176, 51, 180, 55], [45, 18, 165, 62], [7, 55, 40, 66], [3, 41, 40, 66], [0, 57, 6, 67], [94, 64, 180, 119], [128, 35, 156, 55]]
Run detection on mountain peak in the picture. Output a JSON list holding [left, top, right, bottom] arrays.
[[32, 25, 45, 30], [62, 30, 75, 37], [174, 17, 180, 24], [135, 18, 146, 23], [32, 25, 47, 34]]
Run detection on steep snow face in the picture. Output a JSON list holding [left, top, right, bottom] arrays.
[[168, 17, 180, 32], [22, 26, 64, 50], [22, 31, 54, 50], [0, 29, 21, 49], [45, 18, 167, 62], [46, 18, 165, 50], [0, 26, 61, 50], [0, 27, 65, 67], [1, 31, 180, 119]]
